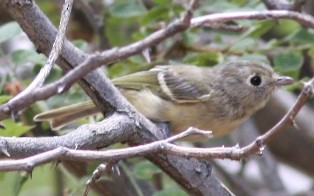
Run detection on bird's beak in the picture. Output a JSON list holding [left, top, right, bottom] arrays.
[[275, 76, 295, 86]]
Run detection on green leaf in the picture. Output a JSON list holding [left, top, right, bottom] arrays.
[[33, 64, 62, 83], [200, 0, 263, 13], [200, 1, 239, 12], [141, 6, 169, 25], [12, 49, 46, 66], [106, 17, 139, 46], [230, 37, 256, 52], [0, 95, 11, 104], [153, 0, 172, 5], [13, 172, 29, 196], [289, 29, 314, 44], [272, 20, 301, 37], [133, 160, 160, 180], [0, 119, 32, 137], [141, 4, 183, 25], [73, 39, 88, 50], [108, 0, 146, 18], [238, 54, 270, 64], [230, 20, 274, 52], [0, 22, 22, 43], [108, 57, 148, 78], [242, 20, 275, 39], [183, 52, 222, 67], [308, 47, 314, 59], [273, 51, 303, 78], [231, 0, 249, 6], [153, 189, 188, 196]]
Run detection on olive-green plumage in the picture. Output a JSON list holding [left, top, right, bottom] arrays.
[[34, 61, 294, 138]]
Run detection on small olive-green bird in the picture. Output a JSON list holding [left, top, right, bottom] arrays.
[[34, 61, 294, 138]]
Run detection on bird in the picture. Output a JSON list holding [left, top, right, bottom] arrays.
[[34, 60, 294, 138]]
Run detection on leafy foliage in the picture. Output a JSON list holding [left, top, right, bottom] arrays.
[[0, 22, 22, 44]]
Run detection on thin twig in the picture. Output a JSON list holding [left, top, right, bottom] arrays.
[[84, 163, 107, 196], [165, 127, 212, 143], [191, 10, 314, 28], [8, 0, 73, 106], [239, 78, 314, 157]]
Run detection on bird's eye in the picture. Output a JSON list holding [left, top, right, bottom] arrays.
[[250, 76, 262, 86]]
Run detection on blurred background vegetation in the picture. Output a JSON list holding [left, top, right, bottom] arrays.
[[0, 0, 313, 195]]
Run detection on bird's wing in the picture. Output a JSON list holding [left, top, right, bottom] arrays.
[[112, 70, 160, 91], [113, 65, 212, 103]]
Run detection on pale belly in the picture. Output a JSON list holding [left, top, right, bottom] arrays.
[[122, 89, 245, 138]]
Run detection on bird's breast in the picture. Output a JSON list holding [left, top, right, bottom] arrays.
[[121, 89, 246, 138]]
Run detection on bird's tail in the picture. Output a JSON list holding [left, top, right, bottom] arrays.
[[33, 101, 99, 129]]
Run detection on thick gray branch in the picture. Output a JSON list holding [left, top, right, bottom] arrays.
[[0, 113, 135, 158]]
